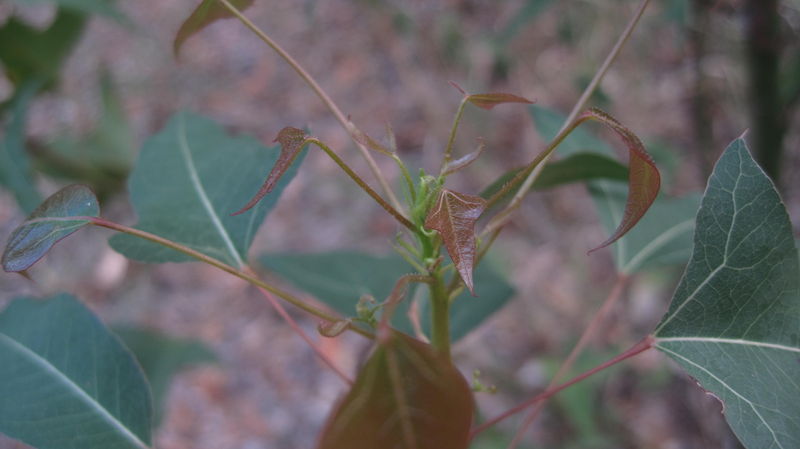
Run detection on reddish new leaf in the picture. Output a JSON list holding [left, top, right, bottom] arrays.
[[466, 93, 534, 110], [442, 139, 486, 176], [231, 127, 307, 216], [579, 108, 661, 253], [424, 189, 487, 294], [174, 0, 254, 56], [316, 332, 474, 449]]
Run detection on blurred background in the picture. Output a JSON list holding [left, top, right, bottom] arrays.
[[1, 0, 799, 448]]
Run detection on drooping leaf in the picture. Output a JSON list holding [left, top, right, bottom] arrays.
[[113, 326, 216, 427], [0, 9, 87, 87], [0, 82, 41, 213], [479, 152, 629, 213], [2, 184, 99, 272], [466, 92, 534, 110], [174, 0, 254, 56], [232, 126, 307, 216], [591, 186, 701, 274], [11, 0, 123, 18], [653, 139, 800, 449], [443, 140, 485, 176], [424, 189, 487, 294], [0, 294, 152, 449], [316, 332, 473, 449], [39, 69, 135, 197], [577, 108, 660, 252], [258, 251, 514, 341], [109, 112, 306, 267]]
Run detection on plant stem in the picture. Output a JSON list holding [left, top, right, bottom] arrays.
[[86, 217, 373, 339], [469, 335, 654, 440], [306, 138, 416, 231], [429, 270, 451, 359], [477, 0, 651, 246], [439, 97, 469, 175], [506, 274, 629, 449]]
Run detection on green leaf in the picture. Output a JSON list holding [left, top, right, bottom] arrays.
[[653, 139, 800, 449], [424, 189, 487, 294], [0, 9, 87, 87], [0, 294, 152, 449], [257, 251, 514, 342], [0, 82, 41, 213], [2, 184, 99, 272], [591, 187, 701, 274], [113, 326, 216, 427], [316, 332, 473, 449], [174, 0, 254, 56], [11, 0, 122, 19], [109, 112, 306, 268], [465, 92, 534, 111]]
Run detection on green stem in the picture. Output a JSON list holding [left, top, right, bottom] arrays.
[[306, 138, 416, 231], [86, 217, 373, 339], [439, 97, 469, 176], [215, 0, 404, 213], [429, 270, 451, 359]]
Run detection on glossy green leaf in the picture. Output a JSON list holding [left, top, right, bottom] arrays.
[[654, 139, 800, 449], [0, 9, 87, 87], [591, 186, 701, 274], [109, 112, 306, 267], [257, 251, 514, 341], [316, 332, 473, 449], [2, 184, 99, 272], [0, 82, 41, 213], [174, 0, 254, 56], [479, 152, 629, 213], [0, 294, 152, 449], [11, 0, 122, 18], [113, 326, 216, 426], [424, 189, 487, 294]]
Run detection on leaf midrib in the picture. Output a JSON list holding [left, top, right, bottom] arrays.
[[177, 114, 244, 268], [0, 333, 150, 449]]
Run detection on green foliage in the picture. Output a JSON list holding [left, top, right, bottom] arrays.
[[11, 0, 122, 19], [0, 294, 152, 449], [174, 0, 254, 55], [2, 185, 99, 272], [110, 112, 306, 268], [258, 251, 514, 342], [316, 332, 473, 449], [654, 139, 800, 449], [113, 326, 216, 426], [0, 82, 41, 213]]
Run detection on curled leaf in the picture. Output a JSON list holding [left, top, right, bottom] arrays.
[[174, 0, 254, 56], [424, 189, 487, 294], [579, 108, 660, 253], [232, 127, 307, 216], [2, 185, 99, 272], [316, 332, 474, 449], [442, 139, 486, 176], [318, 319, 351, 338], [466, 92, 534, 110]]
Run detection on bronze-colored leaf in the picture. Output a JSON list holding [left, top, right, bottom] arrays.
[[174, 0, 254, 56], [231, 127, 307, 216], [353, 129, 393, 156], [466, 92, 534, 110], [424, 189, 487, 294], [579, 108, 661, 252], [316, 332, 474, 449], [442, 139, 486, 176]]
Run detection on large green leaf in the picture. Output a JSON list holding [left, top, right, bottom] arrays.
[[653, 139, 800, 449], [110, 112, 306, 268], [2, 184, 99, 272], [0, 294, 152, 449], [0, 10, 87, 87], [0, 82, 41, 213], [11, 0, 122, 19], [316, 332, 473, 449], [257, 251, 514, 342], [113, 326, 216, 427]]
